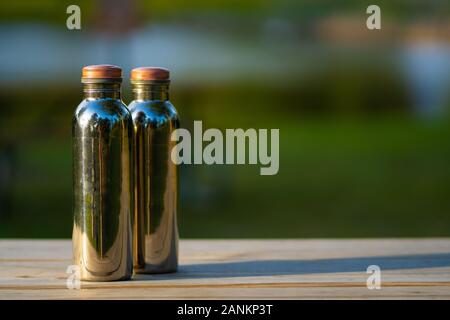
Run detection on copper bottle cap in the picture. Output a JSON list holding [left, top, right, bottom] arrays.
[[82, 64, 122, 82], [131, 67, 170, 82]]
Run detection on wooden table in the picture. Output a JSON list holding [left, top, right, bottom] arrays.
[[0, 239, 449, 299]]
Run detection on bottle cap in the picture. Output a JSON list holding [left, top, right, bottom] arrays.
[[82, 65, 122, 82], [131, 67, 170, 82]]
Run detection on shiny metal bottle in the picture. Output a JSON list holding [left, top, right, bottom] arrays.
[[72, 65, 133, 281], [129, 67, 179, 273]]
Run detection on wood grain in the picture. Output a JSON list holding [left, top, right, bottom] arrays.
[[0, 239, 450, 299]]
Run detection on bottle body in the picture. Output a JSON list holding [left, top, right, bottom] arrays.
[[72, 81, 133, 281], [129, 81, 179, 274]]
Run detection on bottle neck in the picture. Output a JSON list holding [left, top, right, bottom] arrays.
[[132, 82, 169, 101], [83, 82, 122, 99]]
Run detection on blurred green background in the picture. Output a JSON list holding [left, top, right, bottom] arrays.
[[0, 0, 449, 238]]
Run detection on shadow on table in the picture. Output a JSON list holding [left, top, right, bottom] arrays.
[[134, 253, 450, 280]]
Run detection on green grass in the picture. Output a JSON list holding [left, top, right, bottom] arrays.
[[181, 117, 450, 238], [1, 117, 450, 238]]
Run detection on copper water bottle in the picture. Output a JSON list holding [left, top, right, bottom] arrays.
[[72, 65, 133, 281], [129, 67, 179, 273]]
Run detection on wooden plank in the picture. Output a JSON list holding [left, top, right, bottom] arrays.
[[0, 239, 450, 299]]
